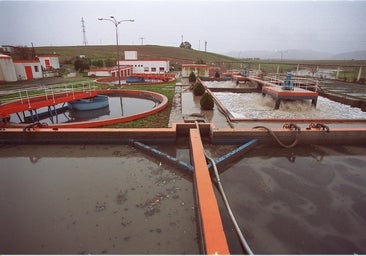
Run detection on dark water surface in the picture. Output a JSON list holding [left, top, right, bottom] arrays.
[[208, 144, 366, 254], [1, 143, 366, 254], [0, 144, 198, 254], [10, 95, 156, 125]]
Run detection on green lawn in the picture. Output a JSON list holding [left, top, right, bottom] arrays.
[[101, 82, 176, 128]]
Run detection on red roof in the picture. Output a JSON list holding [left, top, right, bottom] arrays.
[[89, 66, 132, 72], [36, 54, 59, 57], [13, 59, 40, 63], [182, 64, 210, 68], [119, 59, 169, 62], [0, 54, 11, 59]]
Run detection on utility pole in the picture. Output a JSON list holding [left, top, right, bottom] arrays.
[[81, 17, 88, 46], [140, 37, 145, 46], [204, 40, 207, 52]]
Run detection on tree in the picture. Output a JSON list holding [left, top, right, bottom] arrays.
[[10, 46, 33, 60], [179, 41, 192, 49], [73, 56, 91, 72]]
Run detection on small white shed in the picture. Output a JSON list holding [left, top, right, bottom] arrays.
[[182, 64, 210, 77], [124, 51, 138, 60], [37, 54, 60, 70], [13, 60, 43, 80]]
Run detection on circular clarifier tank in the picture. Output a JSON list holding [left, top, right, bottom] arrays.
[[2, 89, 168, 128]]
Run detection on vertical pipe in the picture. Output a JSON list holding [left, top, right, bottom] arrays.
[[357, 66, 362, 82], [336, 66, 340, 80], [19, 90, 23, 104], [52, 88, 55, 103], [26, 90, 31, 108]]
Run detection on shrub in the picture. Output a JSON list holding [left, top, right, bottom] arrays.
[[104, 58, 115, 67], [200, 92, 214, 110], [92, 59, 104, 68], [188, 71, 196, 83], [193, 81, 205, 96], [73, 56, 91, 72]]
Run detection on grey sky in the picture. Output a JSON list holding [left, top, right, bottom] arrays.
[[1, 0, 366, 54]]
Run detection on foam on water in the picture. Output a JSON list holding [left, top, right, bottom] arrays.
[[205, 80, 237, 88], [214, 92, 366, 119]]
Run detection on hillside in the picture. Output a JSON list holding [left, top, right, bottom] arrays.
[[35, 45, 238, 66], [225, 49, 366, 60]]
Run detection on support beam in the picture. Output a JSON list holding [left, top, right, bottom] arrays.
[[190, 128, 230, 255]]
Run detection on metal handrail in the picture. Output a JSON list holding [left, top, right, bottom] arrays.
[[0, 82, 98, 106], [262, 74, 319, 91]]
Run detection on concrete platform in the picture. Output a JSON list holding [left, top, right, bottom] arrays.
[[262, 86, 318, 109]]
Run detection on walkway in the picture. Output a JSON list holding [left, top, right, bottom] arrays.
[[0, 90, 98, 118]]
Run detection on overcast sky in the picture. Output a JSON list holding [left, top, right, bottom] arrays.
[[1, 0, 366, 54]]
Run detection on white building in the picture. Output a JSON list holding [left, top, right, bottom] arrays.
[[0, 54, 17, 82], [118, 59, 170, 74], [117, 51, 170, 74], [124, 51, 138, 60], [37, 54, 60, 70], [13, 60, 43, 80]]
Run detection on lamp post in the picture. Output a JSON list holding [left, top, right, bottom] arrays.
[[98, 16, 134, 88]]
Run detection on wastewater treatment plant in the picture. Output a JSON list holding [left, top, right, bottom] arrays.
[[1, 47, 366, 254]]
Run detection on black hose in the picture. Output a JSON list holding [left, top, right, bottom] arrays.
[[253, 125, 300, 148]]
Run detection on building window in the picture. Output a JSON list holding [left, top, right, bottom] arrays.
[[34, 66, 39, 72], [159, 67, 164, 72], [144, 67, 149, 72], [151, 67, 156, 72]]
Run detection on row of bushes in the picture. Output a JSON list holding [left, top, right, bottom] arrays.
[[192, 79, 214, 110]]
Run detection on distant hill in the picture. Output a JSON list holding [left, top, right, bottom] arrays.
[[35, 45, 238, 65], [330, 51, 366, 60], [224, 49, 366, 60]]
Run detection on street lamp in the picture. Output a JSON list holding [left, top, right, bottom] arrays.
[[98, 16, 134, 88]]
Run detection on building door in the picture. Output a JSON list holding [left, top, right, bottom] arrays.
[[25, 66, 33, 80], [45, 59, 51, 70]]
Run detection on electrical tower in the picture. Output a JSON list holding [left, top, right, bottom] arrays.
[[81, 17, 88, 46]]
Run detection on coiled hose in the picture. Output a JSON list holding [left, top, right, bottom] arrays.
[[253, 124, 301, 148]]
